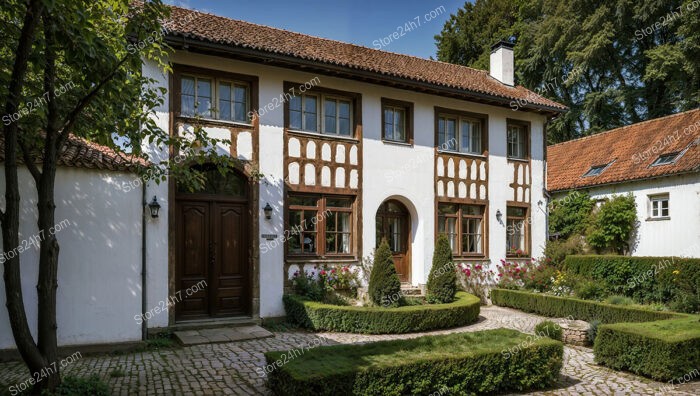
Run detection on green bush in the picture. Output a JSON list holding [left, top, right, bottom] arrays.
[[534, 320, 563, 341], [426, 235, 457, 304], [368, 240, 402, 307], [586, 320, 601, 344], [265, 328, 563, 396], [548, 191, 595, 240], [585, 194, 637, 254], [594, 317, 700, 381], [605, 295, 634, 306], [543, 236, 584, 266], [574, 279, 606, 301], [283, 292, 480, 334], [42, 375, 110, 396], [563, 255, 700, 313], [490, 289, 684, 324]]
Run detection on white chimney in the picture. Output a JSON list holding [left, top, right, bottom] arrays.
[[490, 41, 515, 86]]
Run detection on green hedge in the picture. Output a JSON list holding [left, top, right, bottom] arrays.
[[490, 289, 684, 324], [563, 255, 700, 311], [594, 317, 700, 381], [265, 328, 563, 396], [283, 291, 480, 334]]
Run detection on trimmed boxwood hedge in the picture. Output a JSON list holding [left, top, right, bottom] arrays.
[[490, 289, 683, 323], [265, 328, 563, 396], [594, 317, 700, 381], [283, 291, 480, 334]]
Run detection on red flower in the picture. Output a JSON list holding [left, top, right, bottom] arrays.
[[475, 264, 482, 270]]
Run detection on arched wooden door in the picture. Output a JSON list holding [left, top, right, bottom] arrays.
[[375, 200, 411, 283], [175, 165, 250, 320]]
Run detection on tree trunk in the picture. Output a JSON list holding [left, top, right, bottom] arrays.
[[1, 0, 47, 383]]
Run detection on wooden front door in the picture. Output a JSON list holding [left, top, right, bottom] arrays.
[[376, 200, 410, 283], [175, 166, 250, 321]]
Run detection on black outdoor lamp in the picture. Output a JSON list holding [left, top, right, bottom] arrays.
[[263, 203, 273, 220], [147, 196, 161, 218], [496, 209, 503, 224]]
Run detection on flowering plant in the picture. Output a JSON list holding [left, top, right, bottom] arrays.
[[495, 258, 532, 289], [456, 262, 494, 303]]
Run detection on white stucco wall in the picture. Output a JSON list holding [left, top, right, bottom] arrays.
[[552, 173, 700, 257], [157, 51, 550, 318], [0, 167, 143, 349]]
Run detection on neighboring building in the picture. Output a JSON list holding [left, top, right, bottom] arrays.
[[547, 109, 700, 257], [0, 4, 565, 349]]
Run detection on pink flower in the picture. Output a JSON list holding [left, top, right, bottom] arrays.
[[475, 264, 482, 270], [320, 270, 326, 276]]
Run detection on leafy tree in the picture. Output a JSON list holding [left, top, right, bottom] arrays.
[[548, 191, 595, 239], [587, 194, 638, 254], [368, 240, 402, 307], [1, 1, 234, 391], [426, 235, 457, 304], [435, 0, 700, 143]]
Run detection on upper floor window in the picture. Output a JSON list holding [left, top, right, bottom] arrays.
[[436, 109, 486, 155], [289, 93, 353, 136], [382, 98, 413, 144], [180, 75, 250, 123], [648, 194, 669, 219], [507, 123, 528, 159], [437, 203, 485, 256]]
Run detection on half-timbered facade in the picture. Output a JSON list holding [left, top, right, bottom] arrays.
[[137, 5, 566, 326]]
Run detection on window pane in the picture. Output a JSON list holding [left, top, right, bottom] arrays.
[[339, 212, 351, 231], [384, 108, 394, 139], [290, 95, 302, 129], [324, 99, 337, 134], [438, 203, 458, 215], [340, 234, 350, 253], [339, 101, 350, 118], [461, 205, 483, 216], [234, 85, 247, 121], [304, 96, 318, 132], [218, 83, 232, 120], [219, 83, 231, 101], [446, 118, 456, 147], [339, 118, 351, 136], [395, 109, 405, 141], [196, 79, 212, 117], [303, 211, 317, 231], [182, 77, 195, 96], [325, 211, 337, 232], [507, 207, 527, 217], [289, 195, 318, 206], [438, 118, 445, 147], [181, 77, 195, 116], [182, 96, 195, 116], [327, 197, 352, 208], [289, 210, 302, 253], [471, 122, 481, 153], [460, 122, 470, 152]]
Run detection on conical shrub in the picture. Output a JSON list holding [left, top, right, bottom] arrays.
[[427, 235, 457, 304], [368, 240, 402, 307]]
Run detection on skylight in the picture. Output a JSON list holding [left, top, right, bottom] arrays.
[[582, 164, 609, 177], [650, 152, 679, 167]]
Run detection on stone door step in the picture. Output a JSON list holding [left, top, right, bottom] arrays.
[[174, 325, 273, 346]]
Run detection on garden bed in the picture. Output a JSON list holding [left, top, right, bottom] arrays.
[[283, 291, 480, 334], [594, 317, 700, 381], [490, 289, 684, 323], [265, 328, 563, 396]]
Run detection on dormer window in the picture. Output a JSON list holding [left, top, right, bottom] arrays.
[[651, 152, 679, 166], [583, 163, 610, 177]]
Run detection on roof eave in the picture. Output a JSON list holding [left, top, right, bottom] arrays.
[[165, 35, 567, 117]]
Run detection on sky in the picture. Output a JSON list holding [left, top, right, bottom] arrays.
[[163, 0, 467, 59]]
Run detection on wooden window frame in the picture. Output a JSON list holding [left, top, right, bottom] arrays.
[[381, 98, 414, 145], [506, 204, 530, 257], [283, 82, 362, 140], [172, 65, 258, 126], [506, 119, 530, 161], [437, 202, 487, 258], [286, 193, 357, 258], [434, 107, 488, 157]]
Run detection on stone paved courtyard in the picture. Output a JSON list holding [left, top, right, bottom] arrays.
[[1, 306, 697, 395]]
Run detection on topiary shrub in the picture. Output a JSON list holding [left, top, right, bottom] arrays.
[[535, 320, 563, 341], [426, 235, 457, 304], [368, 240, 402, 307]]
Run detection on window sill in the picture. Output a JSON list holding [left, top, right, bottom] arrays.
[[436, 150, 487, 159], [507, 158, 530, 163], [382, 139, 413, 147], [176, 115, 254, 129], [646, 216, 670, 221], [286, 257, 358, 263], [286, 129, 359, 143]]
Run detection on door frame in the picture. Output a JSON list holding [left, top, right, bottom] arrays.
[[169, 167, 257, 323], [375, 199, 412, 284]]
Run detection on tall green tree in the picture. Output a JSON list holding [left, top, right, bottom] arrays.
[[1, 1, 233, 391], [436, 0, 700, 143]]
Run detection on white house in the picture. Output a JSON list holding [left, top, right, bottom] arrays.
[[0, 4, 566, 350], [547, 109, 700, 257]]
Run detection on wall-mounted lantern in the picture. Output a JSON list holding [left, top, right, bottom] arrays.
[[263, 203, 273, 220], [147, 196, 161, 218], [496, 209, 503, 224]]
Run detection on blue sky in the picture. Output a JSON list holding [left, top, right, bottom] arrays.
[[164, 0, 466, 59]]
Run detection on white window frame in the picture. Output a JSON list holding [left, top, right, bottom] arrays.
[[648, 194, 670, 219]]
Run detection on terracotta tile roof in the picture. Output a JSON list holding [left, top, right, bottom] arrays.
[[547, 109, 700, 192], [0, 134, 147, 173], [159, 4, 566, 113]]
